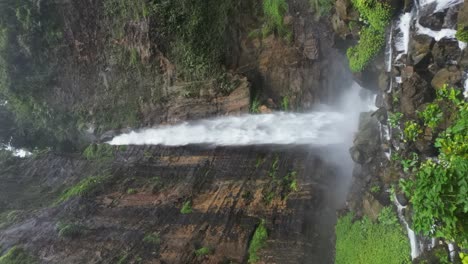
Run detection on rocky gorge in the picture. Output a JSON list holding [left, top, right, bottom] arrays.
[[0, 0, 467, 263]]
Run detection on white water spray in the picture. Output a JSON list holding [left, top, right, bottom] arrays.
[[109, 83, 374, 146], [109, 112, 345, 146]]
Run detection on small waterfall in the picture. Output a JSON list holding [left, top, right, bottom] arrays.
[[394, 195, 423, 259], [414, 0, 466, 49], [394, 11, 413, 61]]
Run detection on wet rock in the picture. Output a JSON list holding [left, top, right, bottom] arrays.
[[362, 192, 384, 221], [432, 39, 462, 67], [419, 12, 445, 31], [259, 105, 272, 113], [335, 0, 350, 19], [349, 112, 381, 164], [431, 67, 462, 89], [303, 33, 319, 60], [409, 34, 434, 66], [378, 72, 389, 92], [458, 1, 468, 27], [396, 193, 408, 207], [401, 73, 435, 118], [372, 107, 388, 124], [331, 14, 350, 39]]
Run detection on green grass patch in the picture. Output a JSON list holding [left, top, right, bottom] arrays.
[[194, 247, 212, 257], [262, 0, 291, 40], [248, 220, 268, 263], [57, 222, 85, 238], [0, 247, 38, 264], [82, 144, 115, 161], [56, 175, 110, 204], [143, 233, 161, 246], [456, 25, 468, 42], [335, 213, 411, 264], [347, 0, 392, 72], [180, 200, 192, 214], [346, 27, 386, 72]]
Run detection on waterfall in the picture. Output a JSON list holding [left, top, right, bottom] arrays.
[[394, 195, 424, 259], [109, 83, 375, 146]]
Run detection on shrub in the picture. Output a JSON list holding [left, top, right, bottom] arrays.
[[180, 200, 192, 214], [56, 175, 110, 204], [456, 25, 468, 43], [403, 121, 422, 142], [248, 220, 268, 263], [262, 0, 291, 39], [418, 103, 443, 129], [350, 0, 392, 31], [0, 247, 37, 264], [347, 27, 386, 72], [335, 213, 410, 264], [388, 112, 403, 128], [194, 247, 212, 257], [377, 207, 399, 227], [400, 95, 467, 247]]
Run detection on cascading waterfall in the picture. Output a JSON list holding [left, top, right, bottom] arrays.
[[109, 112, 345, 146], [110, 83, 374, 147]]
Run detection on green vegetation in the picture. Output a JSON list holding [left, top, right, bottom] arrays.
[[143, 233, 160, 246], [82, 144, 115, 161], [251, 98, 261, 114], [403, 120, 422, 142], [401, 152, 419, 173], [377, 207, 399, 226], [456, 25, 468, 43], [370, 185, 381, 193], [262, 0, 291, 39], [418, 103, 443, 129], [126, 188, 137, 195], [347, 0, 392, 72], [400, 87, 468, 248], [388, 112, 403, 128], [57, 175, 110, 204], [0, 1, 93, 149], [57, 222, 85, 238], [151, 0, 239, 80], [281, 96, 289, 111], [0, 247, 37, 264], [194, 247, 212, 257], [347, 27, 386, 72], [335, 213, 410, 264], [248, 220, 268, 263], [180, 200, 193, 214]]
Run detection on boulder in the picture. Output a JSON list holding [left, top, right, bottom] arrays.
[[431, 39, 462, 67], [409, 34, 434, 66], [419, 12, 445, 31], [431, 67, 462, 89], [401, 73, 435, 118]]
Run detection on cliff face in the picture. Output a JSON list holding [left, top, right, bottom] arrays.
[[0, 146, 341, 263]]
